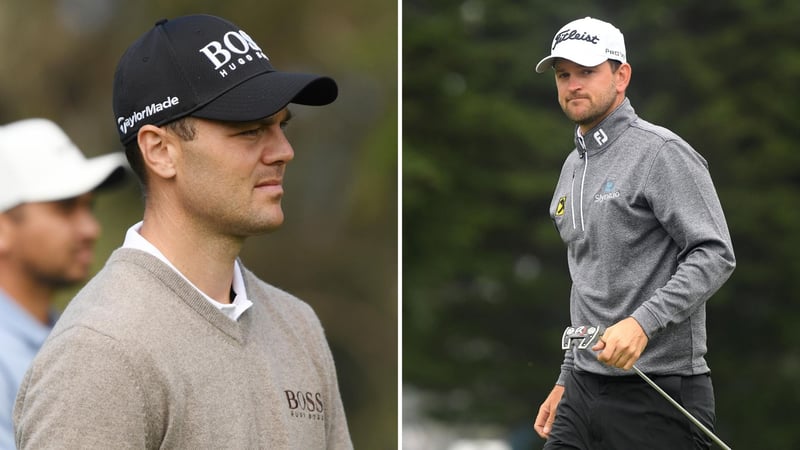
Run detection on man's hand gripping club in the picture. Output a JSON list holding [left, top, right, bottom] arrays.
[[591, 317, 649, 370], [553, 320, 732, 449], [533, 318, 648, 440]]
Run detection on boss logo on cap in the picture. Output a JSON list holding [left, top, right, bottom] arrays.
[[552, 28, 600, 50], [198, 29, 269, 78]]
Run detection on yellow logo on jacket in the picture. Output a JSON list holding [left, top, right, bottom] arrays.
[[556, 196, 566, 216]]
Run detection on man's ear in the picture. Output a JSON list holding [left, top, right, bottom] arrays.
[[615, 62, 632, 93], [138, 124, 178, 180]]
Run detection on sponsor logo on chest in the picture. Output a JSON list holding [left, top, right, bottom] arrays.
[[284, 389, 326, 421], [594, 179, 621, 202]]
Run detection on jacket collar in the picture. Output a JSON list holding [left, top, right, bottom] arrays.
[[574, 97, 637, 157]]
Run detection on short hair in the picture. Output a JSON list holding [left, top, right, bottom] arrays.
[[124, 116, 197, 194], [609, 60, 622, 72]]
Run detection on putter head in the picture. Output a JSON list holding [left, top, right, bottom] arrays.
[[561, 325, 604, 350]]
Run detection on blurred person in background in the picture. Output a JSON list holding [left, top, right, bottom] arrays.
[[0, 118, 127, 450], [14, 14, 352, 449], [532, 17, 735, 449]]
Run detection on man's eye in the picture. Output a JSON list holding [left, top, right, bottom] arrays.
[[54, 199, 81, 215], [280, 121, 290, 130]]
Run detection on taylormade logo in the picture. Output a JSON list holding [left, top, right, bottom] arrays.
[[117, 96, 180, 135], [198, 29, 268, 77]]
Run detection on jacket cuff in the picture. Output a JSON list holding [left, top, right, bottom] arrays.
[[630, 306, 661, 339], [556, 365, 573, 386]]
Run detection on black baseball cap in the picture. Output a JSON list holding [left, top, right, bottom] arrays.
[[113, 14, 338, 145]]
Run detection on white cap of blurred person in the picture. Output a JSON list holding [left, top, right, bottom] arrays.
[[0, 118, 126, 448]]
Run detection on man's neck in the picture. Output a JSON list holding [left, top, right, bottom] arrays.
[[140, 208, 242, 304], [0, 272, 54, 325]]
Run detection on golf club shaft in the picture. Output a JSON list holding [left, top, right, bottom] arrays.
[[632, 366, 732, 450]]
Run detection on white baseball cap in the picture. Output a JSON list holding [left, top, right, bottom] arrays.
[[535, 17, 627, 73], [0, 118, 127, 212]]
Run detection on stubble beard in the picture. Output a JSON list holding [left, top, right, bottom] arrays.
[[563, 95, 616, 128], [223, 200, 286, 238], [562, 83, 618, 128], [28, 263, 87, 291]]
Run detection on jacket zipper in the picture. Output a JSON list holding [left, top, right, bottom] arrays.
[[571, 135, 588, 231]]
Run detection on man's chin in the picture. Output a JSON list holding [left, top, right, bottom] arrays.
[[563, 109, 590, 124], [236, 216, 285, 237], [42, 275, 87, 290]]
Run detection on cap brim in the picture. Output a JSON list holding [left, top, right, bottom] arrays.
[[27, 153, 128, 204], [535, 55, 558, 73], [191, 71, 338, 122], [535, 53, 610, 73]]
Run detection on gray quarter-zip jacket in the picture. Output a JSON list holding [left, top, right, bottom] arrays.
[[550, 98, 735, 384]]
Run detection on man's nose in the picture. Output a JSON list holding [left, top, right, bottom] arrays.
[[262, 129, 295, 165]]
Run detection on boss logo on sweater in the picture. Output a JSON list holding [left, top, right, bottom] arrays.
[[284, 390, 325, 421]]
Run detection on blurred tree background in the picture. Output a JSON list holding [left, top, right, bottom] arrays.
[[0, 0, 397, 448], [404, 0, 800, 448]]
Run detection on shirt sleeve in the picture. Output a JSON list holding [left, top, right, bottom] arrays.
[[556, 347, 574, 386], [631, 140, 736, 337], [14, 327, 150, 449], [1, 370, 14, 450]]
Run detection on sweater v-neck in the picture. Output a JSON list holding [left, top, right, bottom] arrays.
[[112, 248, 248, 344]]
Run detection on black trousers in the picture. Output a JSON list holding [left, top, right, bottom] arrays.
[[544, 370, 716, 450]]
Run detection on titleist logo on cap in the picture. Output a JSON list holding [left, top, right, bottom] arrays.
[[552, 29, 600, 50]]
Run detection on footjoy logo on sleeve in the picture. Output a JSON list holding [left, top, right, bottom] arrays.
[[117, 96, 180, 135], [198, 29, 269, 78]]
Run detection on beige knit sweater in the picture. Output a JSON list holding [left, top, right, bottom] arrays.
[[14, 249, 353, 449]]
